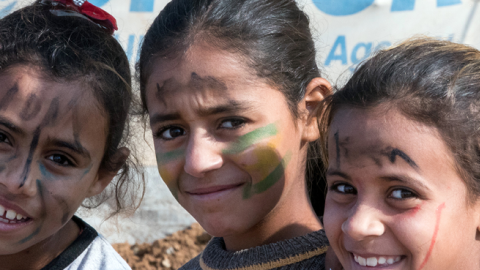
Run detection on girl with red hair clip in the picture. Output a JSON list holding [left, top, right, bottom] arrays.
[[0, 0, 140, 269]]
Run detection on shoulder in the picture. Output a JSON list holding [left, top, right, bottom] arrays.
[[179, 253, 202, 270], [65, 234, 131, 270], [199, 230, 329, 270], [41, 216, 131, 270]]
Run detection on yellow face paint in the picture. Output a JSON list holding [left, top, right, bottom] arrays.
[[156, 151, 184, 198], [156, 123, 290, 200], [226, 123, 291, 199]]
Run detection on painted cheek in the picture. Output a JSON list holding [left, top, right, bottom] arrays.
[[227, 137, 291, 199], [156, 149, 185, 198], [405, 202, 424, 218], [418, 202, 446, 270], [19, 180, 46, 244]]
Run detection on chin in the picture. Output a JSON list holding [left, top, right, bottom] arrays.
[[194, 213, 246, 238]]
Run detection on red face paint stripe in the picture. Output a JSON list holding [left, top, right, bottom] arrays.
[[418, 202, 446, 270]]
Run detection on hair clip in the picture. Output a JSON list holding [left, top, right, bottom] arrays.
[[42, 0, 118, 35]]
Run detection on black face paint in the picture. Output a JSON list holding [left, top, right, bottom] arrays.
[[19, 180, 45, 244], [189, 72, 228, 92], [156, 83, 168, 107], [384, 147, 419, 169], [334, 131, 340, 168], [40, 97, 59, 127], [19, 127, 41, 188], [19, 98, 59, 188], [20, 94, 42, 121], [52, 195, 70, 225], [0, 83, 19, 111], [71, 107, 85, 156]]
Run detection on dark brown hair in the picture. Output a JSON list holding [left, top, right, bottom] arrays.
[[138, 0, 327, 215], [320, 38, 480, 199], [0, 0, 143, 214]]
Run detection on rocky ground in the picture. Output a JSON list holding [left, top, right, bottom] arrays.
[[113, 223, 211, 270]]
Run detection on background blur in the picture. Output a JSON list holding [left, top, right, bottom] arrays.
[[1, 0, 479, 245]]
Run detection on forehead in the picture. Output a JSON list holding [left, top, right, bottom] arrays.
[[328, 106, 456, 172], [145, 43, 274, 108], [0, 65, 105, 135]]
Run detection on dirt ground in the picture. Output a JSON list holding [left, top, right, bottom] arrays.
[[113, 223, 211, 270]]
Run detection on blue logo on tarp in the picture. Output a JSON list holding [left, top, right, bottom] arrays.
[[130, 0, 155, 12], [89, 0, 109, 7], [313, 0, 462, 15], [0, 0, 16, 18], [74, 0, 155, 12], [312, 0, 374, 16]]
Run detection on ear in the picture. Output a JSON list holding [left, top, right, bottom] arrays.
[[300, 77, 332, 142], [87, 147, 130, 197]]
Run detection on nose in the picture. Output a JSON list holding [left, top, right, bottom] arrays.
[[342, 203, 385, 241], [184, 134, 223, 178], [0, 161, 38, 197]]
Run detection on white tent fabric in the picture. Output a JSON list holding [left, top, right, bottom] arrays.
[[2, 0, 478, 83]]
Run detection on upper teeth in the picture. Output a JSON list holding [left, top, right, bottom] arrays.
[[354, 254, 401, 267], [0, 205, 26, 221]]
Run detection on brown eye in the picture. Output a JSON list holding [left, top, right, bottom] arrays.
[[219, 118, 245, 129], [160, 127, 185, 140], [48, 154, 73, 166], [334, 184, 357, 195], [0, 132, 11, 145], [390, 189, 416, 199]]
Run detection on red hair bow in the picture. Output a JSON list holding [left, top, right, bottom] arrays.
[[50, 0, 118, 34]]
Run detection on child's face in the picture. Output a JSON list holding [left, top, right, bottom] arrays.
[[145, 44, 308, 239], [0, 66, 109, 255], [324, 106, 480, 270]]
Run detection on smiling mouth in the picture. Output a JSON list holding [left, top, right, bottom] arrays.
[[0, 204, 31, 224], [187, 183, 244, 196], [353, 253, 404, 267]]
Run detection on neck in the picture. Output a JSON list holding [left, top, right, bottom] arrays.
[[223, 173, 322, 251], [0, 219, 79, 270]]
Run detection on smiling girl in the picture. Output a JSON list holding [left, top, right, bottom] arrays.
[[137, 0, 337, 269], [0, 0, 139, 269], [320, 38, 480, 270]]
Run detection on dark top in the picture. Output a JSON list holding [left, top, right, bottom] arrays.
[[41, 216, 98, 270], [181, 229, 329, 270]]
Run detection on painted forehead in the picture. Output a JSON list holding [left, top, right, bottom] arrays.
[[0, 69, 105, 149], [328, 108, 420, 171], [331, 129, 419, 171], [154, 72, 230, 107]]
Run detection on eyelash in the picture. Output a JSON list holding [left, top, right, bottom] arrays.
[[47, 153, 75, 167], [154, 118, 248, 141], [155, 125, 185, 141], [218, 118, 247, 130], [0, 131, 13, 146], [388, 187, 419, 200], [330, 182, 357, 195], [329, 182, 419, 201]]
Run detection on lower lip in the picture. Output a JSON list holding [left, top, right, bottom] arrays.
[[351, 253, 405, 269], [187, 184, 244, 201], [0, 218, 33, 233]]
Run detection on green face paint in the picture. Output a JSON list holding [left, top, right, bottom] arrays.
[[242, 151, 292, 199], [223, 123, 278, 155], [156, 149, 185, 200], [156, 148, 186, 164]]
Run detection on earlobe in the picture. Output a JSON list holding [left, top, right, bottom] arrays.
[[87, 147, 130, 197], [301, 77, 332, 142]]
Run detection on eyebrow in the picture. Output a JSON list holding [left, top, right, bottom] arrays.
[[380, 175, 431, 191], [0, 116, 25, 136], [46, 138, 91, 160], [326, 169, 352, 181], [149, 100, 252, 126]]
